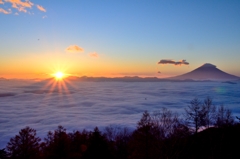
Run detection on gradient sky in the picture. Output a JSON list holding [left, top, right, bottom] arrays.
[[1, 0, 240, 79]]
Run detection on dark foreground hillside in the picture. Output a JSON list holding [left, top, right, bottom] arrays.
[[1, 97, 240, 159], [172, 125, 240, 159]]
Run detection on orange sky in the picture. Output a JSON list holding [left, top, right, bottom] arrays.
[[0, 51, 188, 79]]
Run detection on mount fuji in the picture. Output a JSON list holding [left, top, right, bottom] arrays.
[[169, 63, 240, 81]]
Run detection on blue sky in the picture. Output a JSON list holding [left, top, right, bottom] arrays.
[[1, 0, 240, 78]]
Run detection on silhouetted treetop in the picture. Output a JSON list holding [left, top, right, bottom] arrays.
[[6, 126, 41, 159]]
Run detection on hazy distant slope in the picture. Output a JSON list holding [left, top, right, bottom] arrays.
[[170, 63, 240, 81]]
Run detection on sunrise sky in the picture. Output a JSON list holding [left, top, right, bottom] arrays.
[[1, 0, 240, 79]]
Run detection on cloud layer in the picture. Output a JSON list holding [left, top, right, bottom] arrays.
[[65, 45, 84, 53], [0, 80, 239, 148], [158, 59, 189, 66]]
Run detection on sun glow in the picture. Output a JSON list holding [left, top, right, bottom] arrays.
[[54, 71, 65, 80]]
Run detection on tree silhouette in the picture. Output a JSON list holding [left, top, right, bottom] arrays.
[[104, 126, 131, 159], [202, 97, 216, 128], [68, 130, 89, 159], [129, 111, 160, 159], [6, 126, 41, 159], [151, 107, 180, 139], [42, 125, 70, 159], [236, 116, 240, 122], [137, 111, 152, 129], [215, 105, 234, 127], [0, 148, 7, 159], [151, 108, 192, 158], [185, 98, 206, 133], [83, 127, 112, 159]]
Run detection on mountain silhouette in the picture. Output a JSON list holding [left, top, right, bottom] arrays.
[[170, 63, 240, 81]]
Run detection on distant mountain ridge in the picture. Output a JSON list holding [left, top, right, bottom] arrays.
[[64, 63, 239, 82], [65, 76, 163, 82], [1, 63, 239, 82], [169, 63, 240, 81]]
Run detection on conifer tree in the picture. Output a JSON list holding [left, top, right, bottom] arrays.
[[6, 127, 41, 159]]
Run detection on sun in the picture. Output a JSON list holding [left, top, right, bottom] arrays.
[[54, 71, 65, 80]]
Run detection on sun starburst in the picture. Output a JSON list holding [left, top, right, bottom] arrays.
[[54, 71, 65, 80]]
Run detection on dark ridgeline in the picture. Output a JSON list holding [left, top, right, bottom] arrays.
[[2, 97, 240, 159]]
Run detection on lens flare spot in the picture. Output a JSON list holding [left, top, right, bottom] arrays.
[[213, 87, 226, 94]]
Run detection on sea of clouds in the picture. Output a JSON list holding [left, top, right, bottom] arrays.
[[0, 80, 240, 148]]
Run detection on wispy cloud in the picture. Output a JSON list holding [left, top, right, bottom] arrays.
[[36, 4, 46, 12], [0, 0, 46, 15], [5, 0, 33, 12], [0, 8, 11, 14], [158, 59, 189, 66], [65, 45, 84, 53], [89, 52, 98, 57]]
